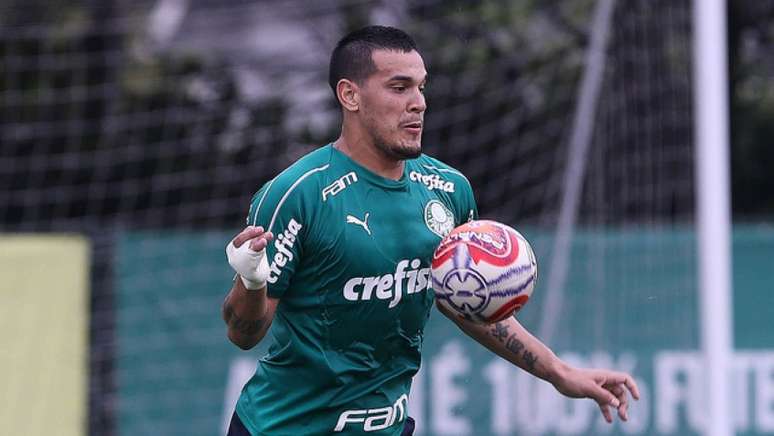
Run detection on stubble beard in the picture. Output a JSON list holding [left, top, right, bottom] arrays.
[[372, 131, 422, 161]]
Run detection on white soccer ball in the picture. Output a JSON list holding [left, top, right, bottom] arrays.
[[431, 220, 538, 323]]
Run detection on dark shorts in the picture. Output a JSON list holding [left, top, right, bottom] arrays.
[[226, 412, 251, 436], [226, 412, 416, 435]]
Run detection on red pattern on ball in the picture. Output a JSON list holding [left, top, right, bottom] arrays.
[[486, 294, 530, 323], [432, 220, 520, 268]]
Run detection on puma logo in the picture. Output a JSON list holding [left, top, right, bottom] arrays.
[[346, 213, 371, 235]]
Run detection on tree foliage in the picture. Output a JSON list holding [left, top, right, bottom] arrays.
[[729, 0, 774, 218]]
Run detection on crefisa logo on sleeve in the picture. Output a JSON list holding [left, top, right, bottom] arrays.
[[267, 218, 302, 284]]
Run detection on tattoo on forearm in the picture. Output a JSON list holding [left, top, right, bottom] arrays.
[[223, 303, 264, 336], [522, 350, 538, 372], [490, 322, 509, 341], [489, 321, 539, 372], [504, 336, 524, 355]]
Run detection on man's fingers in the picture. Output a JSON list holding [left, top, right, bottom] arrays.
[[611, 384, 629, 421], [605, 373, 640, 401], [599, 382, 632, 422], [618, 400, 629, 421], [594, 387, 624, 423], [599, 403, 613, 423], [610, 384, 627, 402], [625, 376, 641, 400], [592, 384, 620, 408], [590, 371, 639, 423], [249, 231, 274, 251], [233, 226, 265, 248], [249, 237, 268, 252]]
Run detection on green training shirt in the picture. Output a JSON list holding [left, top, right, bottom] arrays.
[[235, 144, 477, 435]]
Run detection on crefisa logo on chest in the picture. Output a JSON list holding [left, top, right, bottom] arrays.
[[342, 259, 431, 309], [409, 171, 455, 193]]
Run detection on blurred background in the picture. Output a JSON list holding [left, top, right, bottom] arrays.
[[1, 0, 772, 435]]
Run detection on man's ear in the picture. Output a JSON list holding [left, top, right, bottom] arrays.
[[337, 79, 360, 112]]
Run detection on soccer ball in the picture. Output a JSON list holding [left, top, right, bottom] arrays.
[[430, 220, 538, 323]]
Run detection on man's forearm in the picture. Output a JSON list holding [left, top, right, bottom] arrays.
[[441, 306, 567, 383], [222, 277, 272, 349], [440, 305, 640, 423]]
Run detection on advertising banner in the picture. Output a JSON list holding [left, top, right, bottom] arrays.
[[117, 227, 773, 435], [0, 235, 89, 436]]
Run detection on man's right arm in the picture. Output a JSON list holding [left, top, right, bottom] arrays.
[[222, 279, 278, 350], [222, 225, 277, 350]]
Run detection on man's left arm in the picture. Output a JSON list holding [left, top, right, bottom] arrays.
[[436, 303, 640, 423]]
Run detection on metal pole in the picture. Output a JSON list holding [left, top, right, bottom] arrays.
[[693, 0, 733, 435], [539, 0, 616, 343]]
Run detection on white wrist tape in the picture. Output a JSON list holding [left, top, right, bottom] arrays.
[[226, 240, 270, 290]]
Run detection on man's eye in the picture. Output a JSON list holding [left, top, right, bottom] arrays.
[[393, 86, 406, 92], [419, 86, 425, 93]]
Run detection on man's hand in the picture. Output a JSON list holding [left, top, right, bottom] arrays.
[[552, 366, 640, 423], [226, 226, 274, 290]]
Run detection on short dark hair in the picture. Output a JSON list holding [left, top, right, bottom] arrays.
[[328, 25, 418, 104]]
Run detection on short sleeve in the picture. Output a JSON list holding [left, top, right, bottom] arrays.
[[449, 174, 478, 225], [460, 177, 479, 223], [245, 179, 306, 298]]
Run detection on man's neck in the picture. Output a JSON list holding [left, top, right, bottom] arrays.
[[333, 135, 405, 181]]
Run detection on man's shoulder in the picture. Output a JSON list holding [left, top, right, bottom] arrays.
[[247, 146, 334, 224], [271, 145, 334, 187], [258, 145, 336, 198]]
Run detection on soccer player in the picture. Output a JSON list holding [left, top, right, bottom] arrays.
[[222, 25, 639, 435]]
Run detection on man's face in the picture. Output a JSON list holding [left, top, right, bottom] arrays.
[[358, 49, 427, 160]]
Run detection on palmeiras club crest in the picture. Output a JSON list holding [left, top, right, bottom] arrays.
[[424, 200, 455, 237]]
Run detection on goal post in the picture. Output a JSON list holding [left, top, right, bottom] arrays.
[[693, 0, 733, 435]]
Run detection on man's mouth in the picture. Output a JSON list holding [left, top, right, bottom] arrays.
[[402, 121, 422, 134]]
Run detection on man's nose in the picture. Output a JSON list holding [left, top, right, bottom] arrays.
[[408, 89, 426, 113]]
